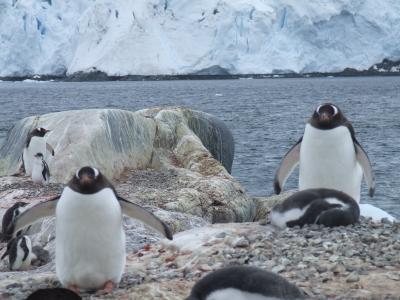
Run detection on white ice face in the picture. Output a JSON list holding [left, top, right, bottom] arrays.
[[0, 1, 399, 76]]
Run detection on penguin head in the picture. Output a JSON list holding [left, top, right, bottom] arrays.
[[311, 103, 345, 129], [32, 127, 51, 137], [72, 166, 102, 194]]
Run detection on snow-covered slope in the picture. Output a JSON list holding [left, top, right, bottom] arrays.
[[1, 0, 400, 76]]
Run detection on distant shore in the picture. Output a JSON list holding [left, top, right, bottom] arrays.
[[1, 59, 399, 82]]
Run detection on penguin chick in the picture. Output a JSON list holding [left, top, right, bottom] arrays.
[[31, 153, 50, 185], [1, 235, 33, 271]]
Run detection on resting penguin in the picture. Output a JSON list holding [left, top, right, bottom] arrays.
[[1, 202, 28, 242], [185, 266, 305, 300], [22, 127, 54, 176], [274, 103, 375, 203], [1, 235, 33, 270], [270, 188, 360, 228], [6, 166, 173, 293], [31, 152, 50, 185]]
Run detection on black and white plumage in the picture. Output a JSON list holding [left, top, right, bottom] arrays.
[[274, 103, 375, 203], [185, 266, 304, 300], [1, 235, 33, 270], [270, 189, 360, 228], [1, 201, 28, 242], [6, 166, 173, 292], [22, 127, 54, 176], [26, 288, 81, 300], [31, 153, 50, 184]]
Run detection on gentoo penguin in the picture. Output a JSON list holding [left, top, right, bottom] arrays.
[[270, 188, 360, 228], [26, 288, 82, 300], [185, 266, 304, 300], [1, 202, 28, 242], [274, 103, 375, 203], [31, 153, 50, 184], [6, 166, 173, 293], [1, 235, 33, 270], [22, 127, 54, 176]]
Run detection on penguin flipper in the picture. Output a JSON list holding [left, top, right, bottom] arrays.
[[354, 141, 375, 197], [118, 196, 173, 240], [46, 143, 55, 156], [8, 196, 59, 237], [274, 137, 302, 194]]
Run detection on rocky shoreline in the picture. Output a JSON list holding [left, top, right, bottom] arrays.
[[1, 59, 400, 82], [0, 107, 399, 299]]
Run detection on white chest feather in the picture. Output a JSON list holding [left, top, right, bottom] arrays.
[[270, 205, 310, 229], [31, 159, 46, 184], [206, 288, 279, 300], [24, 137, 46, 175], [55, 187, 126, 290], [13, 239, 33, 271], [299, 125, 362, 201]]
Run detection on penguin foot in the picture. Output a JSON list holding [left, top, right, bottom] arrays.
[[67, 284, 80, 294], [96, 280, 114, 294]]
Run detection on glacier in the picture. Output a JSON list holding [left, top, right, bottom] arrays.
[[1, 0, 400, 77]]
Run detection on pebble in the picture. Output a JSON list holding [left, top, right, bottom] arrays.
[[232, 237, 249, 248], [346, 272, 360, 283]]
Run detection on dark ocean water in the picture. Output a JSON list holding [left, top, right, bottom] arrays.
[[0, 77, 399, 218]]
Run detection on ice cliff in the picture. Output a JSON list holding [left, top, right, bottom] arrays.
[[1, 0, 400, 76]]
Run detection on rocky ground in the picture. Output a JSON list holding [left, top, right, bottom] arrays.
[[0, 171, 399, 300]]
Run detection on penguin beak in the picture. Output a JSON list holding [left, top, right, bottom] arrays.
[[319, 112, 331, 122], [80, 174, 94, 188]]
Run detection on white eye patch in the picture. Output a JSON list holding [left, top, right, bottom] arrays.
[[75, 167, 99, 179], [331, 105, 338, 115]]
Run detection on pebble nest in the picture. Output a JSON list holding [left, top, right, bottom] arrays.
[[3, 219, 398, 300], [0, 173, 399, 299]]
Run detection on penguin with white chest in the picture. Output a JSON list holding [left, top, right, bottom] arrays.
[[31, 152, 50, 185], [22, 127, 54, 176], [274, 103, 375, 203], [1, 235, 34, 270], [270, 188, 360, 228], [185, 266, 305, 300], [6, 166, 173, 293]]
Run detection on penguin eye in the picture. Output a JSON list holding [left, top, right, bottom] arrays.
[[75, 169, 81, 180], [331, 105, 338, 116], [92, 168, 99, 178], [316, 105, 322, 114]]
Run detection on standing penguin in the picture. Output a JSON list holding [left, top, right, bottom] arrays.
[[31, 153, 50, 185], [1, 202, 28, 242], [185, 266, 304, 300], [6, 166, 173, 293], [22, 127, 54, 176], [1, 235, 33, 271], [274, 103, 375, 203]]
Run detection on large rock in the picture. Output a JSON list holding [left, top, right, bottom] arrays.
[[0, 107, 253, 223]]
